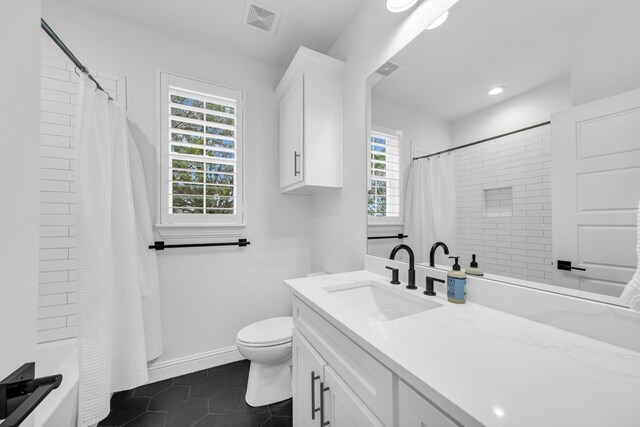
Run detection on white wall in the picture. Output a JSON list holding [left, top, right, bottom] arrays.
[[368, 95, 451, 258], [42, 0, 311, 376], [570, 0, 640, 106], [312, 0, 459, 273], [451, 77, 571, 147], [372, 95, 451, 164], [0, 0, 40, 390]]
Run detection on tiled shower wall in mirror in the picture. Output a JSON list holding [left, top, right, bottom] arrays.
[[454, 125, 554, 285], [38, 58, 126, 343]]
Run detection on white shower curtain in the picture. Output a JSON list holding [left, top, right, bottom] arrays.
[[404, 154, 457, 265], [76, 74, 162, 427]]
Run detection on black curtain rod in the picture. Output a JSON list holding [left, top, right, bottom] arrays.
[[149, 239, 250, 251], [412, 121, 551, 161], [41, 18, 113, 101]]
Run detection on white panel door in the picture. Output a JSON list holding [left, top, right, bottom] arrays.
[[293, 329, 327, 427], [322, 366, 384, 427], [279, 73, 304, 189], [551, 88, 640, 296]]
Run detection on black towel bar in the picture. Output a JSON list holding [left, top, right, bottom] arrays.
[[149, 239, 250, 250], [367, 234, 408, 240]]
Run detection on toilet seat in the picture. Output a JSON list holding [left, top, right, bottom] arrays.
[[237, 316, 293, 347]]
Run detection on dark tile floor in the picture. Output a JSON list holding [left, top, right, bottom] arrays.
[[98, 360, 292, 427]]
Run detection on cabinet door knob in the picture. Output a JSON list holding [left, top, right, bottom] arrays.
[[311, 371, 321, 420], [320, 381, 330, 426]]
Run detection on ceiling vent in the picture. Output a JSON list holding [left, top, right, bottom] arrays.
[[376, 61, 401, 77], [243, 1, 281, 35]]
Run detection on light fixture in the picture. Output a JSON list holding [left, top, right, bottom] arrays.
[[492, 406, 506, 418], [386, 0, 419, 13], [488, 86, 506, 96], [426, 10, 449, 30]]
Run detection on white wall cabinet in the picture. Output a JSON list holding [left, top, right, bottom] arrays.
[[276, 47, 344, 194], [293, 296, 460, 427]]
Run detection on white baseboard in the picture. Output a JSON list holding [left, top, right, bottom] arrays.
[[146, 346, 243, 384]]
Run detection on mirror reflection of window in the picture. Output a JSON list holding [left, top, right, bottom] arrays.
[[368, 126, 401, 223]]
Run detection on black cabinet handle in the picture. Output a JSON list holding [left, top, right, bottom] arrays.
[[320, 381, 330, 426], [557, 260, 586, 272], [311, 371, 321, 420], [294, 151, 301, 176]]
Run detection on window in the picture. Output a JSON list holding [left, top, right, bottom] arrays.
[[159, 72, 243, 227], [368, 127, 401, 221]]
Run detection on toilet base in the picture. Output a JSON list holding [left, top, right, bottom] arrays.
[[245, 357, 292, 407]]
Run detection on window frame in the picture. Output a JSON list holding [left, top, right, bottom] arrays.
[[368, 125, 402, 225], [157, 71, 245, 230]]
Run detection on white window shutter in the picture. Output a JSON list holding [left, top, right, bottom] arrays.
[[159, 72, 244, 226]]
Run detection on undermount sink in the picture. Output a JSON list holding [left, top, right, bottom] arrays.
[[324, 280, 441, 321]]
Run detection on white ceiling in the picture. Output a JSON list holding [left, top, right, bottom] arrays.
[[68, 0, 368, 69], [372, 0, 618, 122]]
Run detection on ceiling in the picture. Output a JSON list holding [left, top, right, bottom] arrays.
[[65, 0, 368, 69], [372, 0, 618, 122]]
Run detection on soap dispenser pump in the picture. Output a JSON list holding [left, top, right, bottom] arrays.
[[447, 256, 466, 304], [466, 254, 484, 277]]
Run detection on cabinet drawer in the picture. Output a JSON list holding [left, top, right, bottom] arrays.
[[293, 297, 393, 426]]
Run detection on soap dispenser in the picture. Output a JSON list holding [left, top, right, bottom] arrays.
[[466, 254, 484, 277], [447, 256, 466, 304]]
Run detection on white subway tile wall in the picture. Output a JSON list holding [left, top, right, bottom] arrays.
[[454, 125, 553, 285], [39, 58, 126, 343]]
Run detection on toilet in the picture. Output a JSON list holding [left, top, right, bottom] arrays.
[[236, 316, 293, 407]]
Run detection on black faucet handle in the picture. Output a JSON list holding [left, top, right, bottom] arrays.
[[385, 266, 400, 285], [424, 276, 444, 296]]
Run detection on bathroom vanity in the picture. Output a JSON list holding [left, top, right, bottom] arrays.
[[285, 270, 640, 426]]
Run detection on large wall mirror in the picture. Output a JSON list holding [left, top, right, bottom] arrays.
[[366, 0, 640, 302]]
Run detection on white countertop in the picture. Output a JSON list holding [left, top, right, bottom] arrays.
[[285, 270, 640, 426]]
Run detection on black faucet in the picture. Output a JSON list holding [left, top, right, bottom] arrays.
[[389, 244, 417, 289], [429, 242, 450, 267]]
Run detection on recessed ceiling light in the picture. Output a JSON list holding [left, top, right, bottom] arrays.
[[386, 0, 418, 13], [426, 10, 449, 30], [488, 86, 506, 96]]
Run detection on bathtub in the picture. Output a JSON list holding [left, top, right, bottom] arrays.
[[34, 339, 78, 427]]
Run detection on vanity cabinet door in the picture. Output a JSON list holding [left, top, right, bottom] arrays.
[[293, 329, 327, 427], [279, 72, 304, 190], [322, 366, 384, 427], [398, 381, 460, 427]]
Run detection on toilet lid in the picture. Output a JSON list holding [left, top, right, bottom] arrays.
[[237, 316, 293, 346]]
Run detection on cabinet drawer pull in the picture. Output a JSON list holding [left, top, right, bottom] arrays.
[[311, 371, 321, 420], [320, 381, 330, 426], [294, 151, 301, 176]]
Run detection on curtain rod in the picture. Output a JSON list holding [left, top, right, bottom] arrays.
[[412, 121, 551, 161], [41, 18, 113, 101]]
